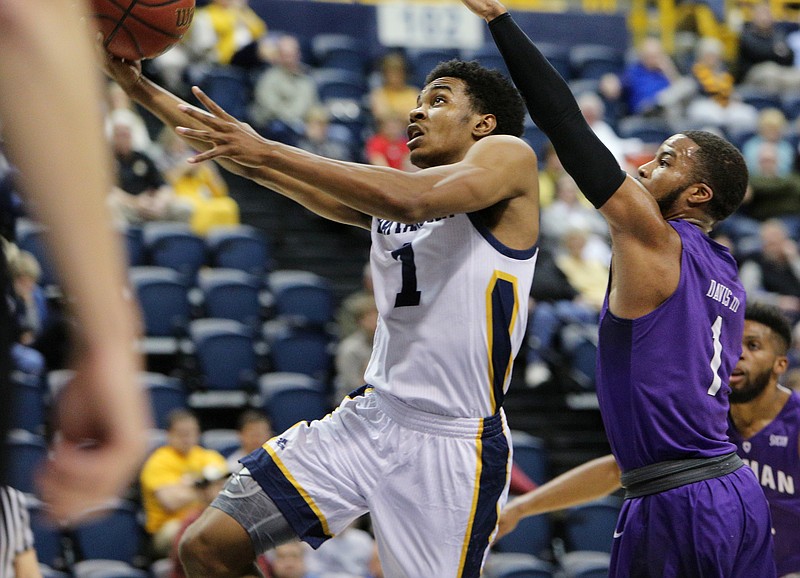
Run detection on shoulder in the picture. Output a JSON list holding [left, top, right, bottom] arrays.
[[470, 134, 537, 166]]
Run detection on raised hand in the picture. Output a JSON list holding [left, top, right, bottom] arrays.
[[175, 86, 270, 168], [458, 0, 507, 22]]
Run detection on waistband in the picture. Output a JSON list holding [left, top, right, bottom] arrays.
[[621, 451, 743, 499], [371, 387, 506, 439]]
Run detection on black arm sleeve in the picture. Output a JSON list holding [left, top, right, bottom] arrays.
[[489, 12, 626, 209]]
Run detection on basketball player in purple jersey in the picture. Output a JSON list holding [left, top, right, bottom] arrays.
[[497, 303, 799, 577], [459, 0, 775, 575], [729, 303, 799, 578]]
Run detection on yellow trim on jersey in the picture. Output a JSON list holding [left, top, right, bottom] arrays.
[[264, 443, 333, 538], [485, 271, 520, 413], [458, 418, 485, 575]]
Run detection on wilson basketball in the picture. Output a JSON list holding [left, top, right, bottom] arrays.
[[91, 0, 196, 61]]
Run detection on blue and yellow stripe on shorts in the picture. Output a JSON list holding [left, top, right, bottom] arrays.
[[457, 413, 510, 577], [241, 436, 333, 548], [485, 270, 519, 413]]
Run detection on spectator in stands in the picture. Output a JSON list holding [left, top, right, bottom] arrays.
[[6, 249, 47, 381], [368, 52, 419, 124], [155, 128, 240, 235], [140, 409, 228, 558], [107, 119, 193, 228], [226, 409, 273, 473], [525, 228, 607, 388], [685, 37, 759, 135], [334, 293, 378, 402], [364, 113, 413, 171], [296, 106, 354, 162], [742, 107, 795, 177], [735, 1, 800, 94], [265, 541, 319, 578], [536, 143, 565, 208], [104, 82, 155, 155], [744, 141, 800, 238], [596, 72, 626, 128], [739, 219, 800, 322], [577, 91, 643, 168], [620, 36, 695, 122], [336, 262, 374, 339], [187, 0, 270, 71], [540, 174, 609, 263], [250, 34, 319, 144]]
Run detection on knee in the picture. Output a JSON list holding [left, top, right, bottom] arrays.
[[179, 520, 231, 578]]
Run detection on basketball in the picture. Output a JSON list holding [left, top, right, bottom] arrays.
[[91, 0, 196, 61]]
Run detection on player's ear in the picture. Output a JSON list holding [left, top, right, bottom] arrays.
[[774, 354, 789, 377], [473, 114, 497, 138], [688, 182, 713, 205]]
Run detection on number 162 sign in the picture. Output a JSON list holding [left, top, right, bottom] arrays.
[[377, 2, 484, 50]]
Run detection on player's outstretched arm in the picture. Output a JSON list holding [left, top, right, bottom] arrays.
[[497, 454, 621, 540], [177, 87, 539, 231], [0, 0, 149, 520], [99, 54, 371, 228]]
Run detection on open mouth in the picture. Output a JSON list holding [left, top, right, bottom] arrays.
[[407, 125, 423, 147]]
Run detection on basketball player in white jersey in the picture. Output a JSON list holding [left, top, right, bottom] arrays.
[[101, 53, 540, 577]]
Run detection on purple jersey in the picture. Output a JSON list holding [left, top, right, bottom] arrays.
[[729, 392, 800, 577], [597, 219, 744, 471]]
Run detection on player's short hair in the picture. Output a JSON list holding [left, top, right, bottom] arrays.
[[745, 302, 792, 354], [424, 60, 526, 138], [681, 130, 748, 222]]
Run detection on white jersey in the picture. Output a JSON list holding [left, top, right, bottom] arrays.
[[364, 212, 537, 417]]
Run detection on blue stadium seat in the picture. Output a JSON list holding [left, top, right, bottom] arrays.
[[616, 116, 673, 145], [3, 429, 48, 494], [28, 499, 68, 571], [129, 267, 193, 354], [312, 68, 368, 102], [9, 371, 46, 435], [523, 122, 550, 161], [564, 496, 623, 554], [737, 87, 782, 112], [70, 500, 145, 566], [537, 42, 572, 82], [259, 372, 331, 433], [407, 48, 461, 87], [569, 44, 625, 80], [484, 553, 556, 578], [268, 270, 335, 329], [462, 44, 510, 78], [311, 33, 367, 76], [198, 268, 265, 328], [142, 222, 207, 284], [123, 226, 145, 267], [494, 431, 552, 558], [265, 324, 334, 380], [142, 372, 188, 430], [199, 66, 252, 121], [188, 319, 260, 408], [206, 224, 272, 276]]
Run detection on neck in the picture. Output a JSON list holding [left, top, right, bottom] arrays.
[[729, 383, 789, 436]]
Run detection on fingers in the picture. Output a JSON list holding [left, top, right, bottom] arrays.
[[191, 85, 236, 121]]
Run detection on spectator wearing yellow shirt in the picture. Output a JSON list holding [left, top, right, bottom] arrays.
[[188, 0, 269, 69], [368, 52, 419, 124], [140, 409, 228, 557], [156, 129, 240, 235]]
